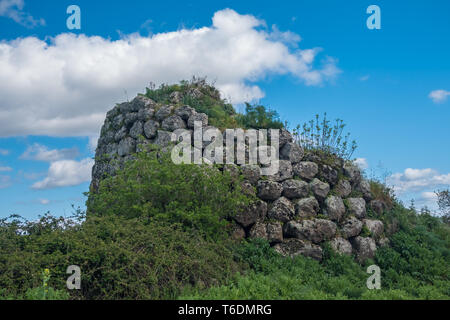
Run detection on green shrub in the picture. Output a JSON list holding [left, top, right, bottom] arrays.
[[235, 103, 284, 130], [87, 150, 251, 240]]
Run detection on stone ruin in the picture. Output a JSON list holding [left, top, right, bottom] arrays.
[[91, 93, 392, 263]]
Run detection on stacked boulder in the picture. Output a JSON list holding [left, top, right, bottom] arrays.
[[92, 94, 390, 263]]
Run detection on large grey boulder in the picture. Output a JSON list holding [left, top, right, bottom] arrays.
[[294, 197, 320, 218], [273, 239, 323, 261], [175, 105, 196, 121], [343, 163, 361, 184], [154, 130, 174, 148], [282, 179, 309, 199], [155, 105, 174, 121], [138, 107, 155, 122], [112, 114, 125, 130], [341, 217, 363, 238], [320, 164, 338, 186], [309, 178, 330, 200], [131, 95, 155, 111], [143, 120, 160, 139], [267, 160, 293, 182], [370, 200, 387, 215], [266, 222, 283, 244], [249, 222, 267, 240], [129, 121, 144, 139], [347, 198, 366, 219], [269, 128, 293, 148], [351, 236, 377, 263], [187, 113, 208, 128], [230, 223, 246, 241], [257, 180, 283, 201], [324, 196, 346, 221], [169, 91, 183, 104], [114, 126, 128, 142], [280, 142, 304, 163], [234, 200, 267, 227], [268, 197, 295, 223], [356, 179, 373, 201], [293, 161, 318, 181], [284, 219, 337, 244], [334, 179, 352, 198], [118, 137, 136, 156], [363, 219, 384, 239], [330, 237, 353, 256], [161, 115, 186, 131], [241, 165, 261, 185], [124, 112, 138, 127]]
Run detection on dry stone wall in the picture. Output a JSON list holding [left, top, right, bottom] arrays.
[[92, 94, 391, 263]]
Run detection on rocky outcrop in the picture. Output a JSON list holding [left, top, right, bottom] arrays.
[[92, 92, 392, 264]]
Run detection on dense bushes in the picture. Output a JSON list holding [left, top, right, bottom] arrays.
[[0, 214, 244, 300], [87, 151, 251, 240]]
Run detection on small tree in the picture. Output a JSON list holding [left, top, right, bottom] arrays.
[[436, 189, 450, 224]]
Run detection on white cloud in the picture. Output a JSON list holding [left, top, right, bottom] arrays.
[[32, 158, 94, 190], [20, 143, 79, 162], [39, 198, 50, 205], [359, 75, 370, 81], [0, 166, 12, 172], [429, 89, 450, 104], [387, 168, 450, 194], [0, 174, 11, 188], [0, 148, 9, 155], [354, 158, 369, 170], [0, 0, 44, 28], [0, 9, 340, 138]]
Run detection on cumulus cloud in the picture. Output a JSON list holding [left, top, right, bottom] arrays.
[[0, 166, 12, 172], [0, 0, 45, 28], [429, 89, 450, 104], [0, 9, 340, 138], [32, 158, 94, 190], [20, 143, 79, 162], [354, 158, 369, 170], [387, 168, 450, 193]]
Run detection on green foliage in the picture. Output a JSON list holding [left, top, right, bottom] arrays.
[[293, 113, 357, 160], [235, 103, 284, 129], [87, 150, 251, 240], [436, 189, 450, 224], [0, 214, 243, 300], [144, 78, 284, 130]]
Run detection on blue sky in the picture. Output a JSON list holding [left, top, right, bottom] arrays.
[[0, 0, 449, 219]]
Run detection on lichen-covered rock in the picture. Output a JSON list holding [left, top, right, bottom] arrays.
[[138, 107, 154, 122], [241, 180, 256, 197], [112, 114, 125, 130], [268, 197, 295, 223], [356, 179, 372, 201], [294, 197, 320, 218], [266, 222, 283, 244], [351, 236, 377, 263], [114, 126, 128, 142], [131, 95, 155, 110], [169, 91, 183, 104], [269, 128, 293, 148], [377, 237, 390, 248], [330, 237, 353, 256], [273, 239, 323, 261], [341, 217, 363, 238], [257, 180, 283, 201], [347, 197, 366, 219], [129, 121, 144, 139], [334, 179, 352, 198], [309, 178, 330, 200], [343, 163, 361, 184], [324, 196, 345, 221], [364, 219, 384, 239], [282, 179, 309, 199], [293, 161, 318, 181], [284, 219, 337, 244], [124, 112, 139, 127], [223, 164, 240, 180], [187, 113, 208, 128], [241, 165, 261, 185], [230, 223, 246, 240], [249, 222, 267, 240], [320, 164, 338, 186], [143, 120, 160, 139], [280, 142, 304, 163], [267, 160, 293, 182], [175, 105, 196, 120], [369, 199, 387, 216], [155, 105, 174, 121], [154, 130, 174, 148], [118, 137, 136, 156], [235, 200, 267, 228], [161, 115, 186, 131]]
